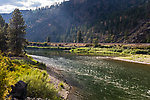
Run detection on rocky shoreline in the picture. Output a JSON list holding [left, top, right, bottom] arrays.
[[44, 66, 70, 100], [24, 66, 73, 100], [46, 64, 74, 100]]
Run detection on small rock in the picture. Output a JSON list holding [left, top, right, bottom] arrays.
[[147, 90, 150, 95]]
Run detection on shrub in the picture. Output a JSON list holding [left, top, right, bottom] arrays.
[[36, 61, 46, 70], [115, 49, 122, 53], [32, 43, 37, 46], [0, 70, 7, 99], [93, 38, 99, 47], [58, 44, 62, 47], [122, 46, 128, 49], [17, 70, 59, 99], [103, 45, 113, 48], [85, 43, 93, 47], [147, 46, 150, 49], [58, 82, 65, 90], [0, 55, 60, 100], [0, 56, 15, 100], [135, 50, 148, 54], [43, 42, 48, 46]]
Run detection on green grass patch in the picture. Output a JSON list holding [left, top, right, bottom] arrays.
[[0, 54, 60, 100], [27, 46, 72, 51], [70, 44, 150, 57]]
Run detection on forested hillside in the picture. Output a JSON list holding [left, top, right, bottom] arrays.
[[1, 0, 150, 43]]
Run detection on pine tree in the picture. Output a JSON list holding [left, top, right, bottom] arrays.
[[0, 15, 5, 27], [77, 30, 83, 43], [46, 36, 51, 43], [0, 15, 7, 52], [7, 9, 27, 56]]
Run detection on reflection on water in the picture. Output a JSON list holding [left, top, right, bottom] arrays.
[[27, 49, 150, 100]]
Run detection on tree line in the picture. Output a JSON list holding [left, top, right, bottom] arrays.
[[0, 9, 27, 56]]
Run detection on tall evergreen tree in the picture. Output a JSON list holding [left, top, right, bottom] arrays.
[[0, 15, 7, 52], [46, 36, 51, 43], [7, 9, 27, 56], [77, 30, 83, 43], [0, 15, 5, 27]]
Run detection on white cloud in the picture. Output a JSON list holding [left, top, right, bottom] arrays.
[[0, 0, 67, 13], [0, 5, 18, 13]]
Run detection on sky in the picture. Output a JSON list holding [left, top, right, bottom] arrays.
[[0, 0, 67, 13]]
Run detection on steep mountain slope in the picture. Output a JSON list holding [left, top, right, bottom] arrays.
[[1, 0, 150, 43], [127, 21, 150, 43]]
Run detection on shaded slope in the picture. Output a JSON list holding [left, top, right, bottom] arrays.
[[1, 0, 150, 43]]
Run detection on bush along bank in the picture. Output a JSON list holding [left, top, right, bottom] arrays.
[[0, 54, 62, 100], [69, 44, 150, 64], [70, 44, 150, 57]]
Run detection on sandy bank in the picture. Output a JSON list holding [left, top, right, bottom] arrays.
[[112, 57, 150, 65]]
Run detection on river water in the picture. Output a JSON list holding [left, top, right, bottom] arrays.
[[27, 49, 150, 100]]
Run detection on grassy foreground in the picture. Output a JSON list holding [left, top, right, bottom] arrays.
[[0, 54, 61, 100]]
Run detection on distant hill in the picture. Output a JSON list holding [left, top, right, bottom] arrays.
[[1, 0, 150, 43]]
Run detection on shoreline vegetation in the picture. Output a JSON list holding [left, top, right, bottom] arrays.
[[0, 54, 70, 100], [27, 42, 150, 65]]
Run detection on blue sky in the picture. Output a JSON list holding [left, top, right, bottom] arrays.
[[0, 0, 67, 13]]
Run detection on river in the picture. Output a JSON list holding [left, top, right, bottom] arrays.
[[27, 49, 150, 100]]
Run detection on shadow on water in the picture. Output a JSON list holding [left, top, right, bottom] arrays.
[[26, 49, 150, 100]]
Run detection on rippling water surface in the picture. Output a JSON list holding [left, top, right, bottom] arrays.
[[27, 49, 150, 100]]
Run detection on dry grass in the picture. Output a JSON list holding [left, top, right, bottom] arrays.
[[117, 55, 150, 64]]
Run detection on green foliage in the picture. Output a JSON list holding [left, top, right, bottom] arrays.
[[27, 46, 72, 50], [0, 15, 7, 52], [0, 56, 16, 99], [7, 8, 27, 56], [77, 30, 83, 43], [35, 61, 46, 70], [0, 15, 5, 27], [0, 55, 60, 99], [135, 50, 149, 54], [58, 82, 65, 90], [0, 68, 7, 99], [93, 38, 99, 47], [43, 42, 48, 46], [17, 70, 59, 99], [70, 44, 150, 56]]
